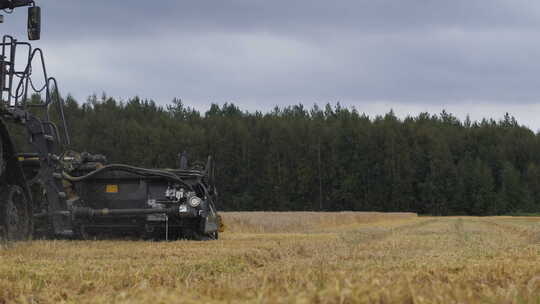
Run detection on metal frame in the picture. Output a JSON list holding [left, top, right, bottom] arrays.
[[0, 34, 72, 237]]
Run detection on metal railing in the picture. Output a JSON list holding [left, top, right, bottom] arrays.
[[0, 34, 70, 145]]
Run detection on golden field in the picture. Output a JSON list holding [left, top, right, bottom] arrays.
[[1, 212, 540, 303]]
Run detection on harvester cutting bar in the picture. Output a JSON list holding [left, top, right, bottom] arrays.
[[72, 207, 180, 218]]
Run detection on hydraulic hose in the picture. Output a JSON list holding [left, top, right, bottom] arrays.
[[62, 164, 194, 191]]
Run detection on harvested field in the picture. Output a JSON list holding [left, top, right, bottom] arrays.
[[2, 213, 540, 303], [221, 211, 417, 233]]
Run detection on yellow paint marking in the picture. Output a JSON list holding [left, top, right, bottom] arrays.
[[105, 184, 118, 193]]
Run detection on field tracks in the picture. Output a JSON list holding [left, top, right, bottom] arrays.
[[338, 217, 436, 246], [221, 211, 418, 234], [477, 217, 540, 244]]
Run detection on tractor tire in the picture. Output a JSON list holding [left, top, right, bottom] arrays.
[[0, 185, 32, 241]]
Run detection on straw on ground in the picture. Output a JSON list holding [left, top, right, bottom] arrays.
[[1, 212, 540, 303]]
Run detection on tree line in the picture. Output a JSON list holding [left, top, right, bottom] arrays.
[[17, 94, 540, 215]]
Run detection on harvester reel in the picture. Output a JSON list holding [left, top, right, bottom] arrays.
[[0, 185, 32, 241]]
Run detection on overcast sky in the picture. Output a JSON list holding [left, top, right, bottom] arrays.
[[4, 1, 540, 129]]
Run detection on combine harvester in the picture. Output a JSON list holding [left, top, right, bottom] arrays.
[[0, 1, 221, 241]]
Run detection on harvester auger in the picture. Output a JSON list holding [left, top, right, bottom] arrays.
[[0, 0, 71, 241]]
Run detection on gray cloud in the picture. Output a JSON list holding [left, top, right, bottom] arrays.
[[2, 1, 540, 128]]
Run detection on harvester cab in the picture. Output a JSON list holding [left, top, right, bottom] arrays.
[[0, 0, 72, 240]]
